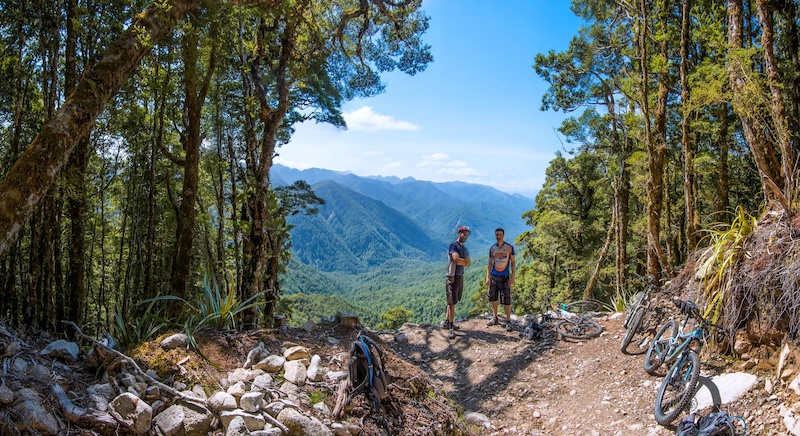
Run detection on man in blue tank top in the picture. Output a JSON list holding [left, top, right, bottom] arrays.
[[485, 228, 516, 330], [444, 226, 471, 338]]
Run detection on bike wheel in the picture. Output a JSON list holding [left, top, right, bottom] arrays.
[[654, 350, 700, 425], [623, 292, 644, 329], [620, 306, 645, 354], [563, 299, 602, 314], [644, 320, 677, 375], [556, 317, 602, 339]]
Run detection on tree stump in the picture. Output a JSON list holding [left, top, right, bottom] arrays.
[[337, 311, 360, 328]]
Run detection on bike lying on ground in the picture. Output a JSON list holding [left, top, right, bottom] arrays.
[[520, 291, 603, 340], [620, 275, 660, 353], [645, 298, 728, 425]]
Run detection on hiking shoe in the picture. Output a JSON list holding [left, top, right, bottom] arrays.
[[451, 322, 460, 331], [441, 320, 451, 330], [487, 316, 499, 326]]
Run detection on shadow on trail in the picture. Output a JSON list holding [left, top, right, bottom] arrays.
[[394, 319, 560, 413]]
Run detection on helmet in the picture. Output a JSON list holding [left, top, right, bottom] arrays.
[[458, 226, 470, 234]]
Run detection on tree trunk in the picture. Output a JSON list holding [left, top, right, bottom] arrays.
[[65, 0, 88, 325], [680, 0, 699, 250], [0, 0, 200, 259], [171, 24, 203, 307], [779, 1, 800, 144], [756, 0, 794, 212], [241, 15, 298, 327], [172, 11, 219, 308], [727, 0, 784, 207], [639, 0, 669, 278], [227, 135, 242, 296], [583, 212, 616, 301], [715, 104, 730, 213]]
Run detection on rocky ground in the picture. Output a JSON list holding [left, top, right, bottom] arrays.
[[389, 313, 796, 435], [1, 309, 799, 435]]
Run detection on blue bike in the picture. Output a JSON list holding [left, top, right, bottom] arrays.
[[644, 298, 727, 425]]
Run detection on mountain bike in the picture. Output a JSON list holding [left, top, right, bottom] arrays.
[[645, 298, 728, 425], [520, 290, 603, 340], [620, 275, 659, 354]]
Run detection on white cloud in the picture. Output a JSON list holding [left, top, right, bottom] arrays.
[[344, 106, 420, 131], [415, 153, 484, 177], [385, 161, 406, 169]]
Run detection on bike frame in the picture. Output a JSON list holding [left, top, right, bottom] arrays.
[[654, 311, 707, 367]]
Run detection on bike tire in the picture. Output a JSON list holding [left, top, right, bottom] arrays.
[[654, 350, 700, 425], [556, 318, 602, 339], [563, 299, 602, 314], [620, 306, 645, 354], [644, 320, 677, 375], [623, 292, 644, 329]]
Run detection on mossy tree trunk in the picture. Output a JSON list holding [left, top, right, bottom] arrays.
[[0, 0, 199, 259]]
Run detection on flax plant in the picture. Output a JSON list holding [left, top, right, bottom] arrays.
[[111, 298, 167, 348], [145, 277, 264, 358], [697, 206, 757, 324]]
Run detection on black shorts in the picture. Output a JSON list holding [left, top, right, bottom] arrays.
[[488, 275, 511, 305], [446, 275, 463, 305]]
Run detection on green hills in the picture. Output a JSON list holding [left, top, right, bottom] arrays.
[[273, 164, 534, 326]]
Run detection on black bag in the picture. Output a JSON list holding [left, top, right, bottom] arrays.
[[522, 320, 543, 340], [347, 333, 389, 409], [675, 411, 736, 436]]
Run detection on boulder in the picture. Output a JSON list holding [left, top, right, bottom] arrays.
[[254, 355, 285, 373], [283, 346, 310, 361], [307, 355, 324, 382], [40, 339, 80, 361], [277, 408, 333, 436], [209, 391, 239, 412], [225, 416, 251, 436], [283, 360, 307, 386], [220, 410, 266, 432], [12, 388, 62, 435], [252, 373, 274, 390], [152, 405, 184, 436], [180, 401, 215, 436], [108, 392, 153, 434], [240, 391, 265, 413], [160, 333, 189, 350]]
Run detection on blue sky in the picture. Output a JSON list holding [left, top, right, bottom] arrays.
[[274, 1, 583, 200]]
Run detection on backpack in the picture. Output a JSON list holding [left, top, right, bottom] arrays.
[[347, 333, 389, 409], [522, 320, 543, 340], [675, 411, 741, 436]]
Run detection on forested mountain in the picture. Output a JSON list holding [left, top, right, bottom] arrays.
[[285, 180, 441, 273], [273, 164, 535, 248], [273, 165, 534, 325], [282, 257, 488, 326]]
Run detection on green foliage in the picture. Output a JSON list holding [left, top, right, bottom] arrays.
[[144, 277, 264, 356], [697, 206, 757, 323], [515, 151, 613, 306], [282, 257, 487, 327], [376, 306, 413, 330], [110, 298, 167, 349], [309, 391, 327, 405]]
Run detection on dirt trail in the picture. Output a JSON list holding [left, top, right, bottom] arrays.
[[389, 314, 785, 435]]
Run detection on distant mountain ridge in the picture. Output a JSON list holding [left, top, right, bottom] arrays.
[[272, 164, 535, 255]]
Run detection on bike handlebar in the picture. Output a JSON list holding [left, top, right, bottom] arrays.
[[672, 298, 698, 315], [672, 298, 729, 334]]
